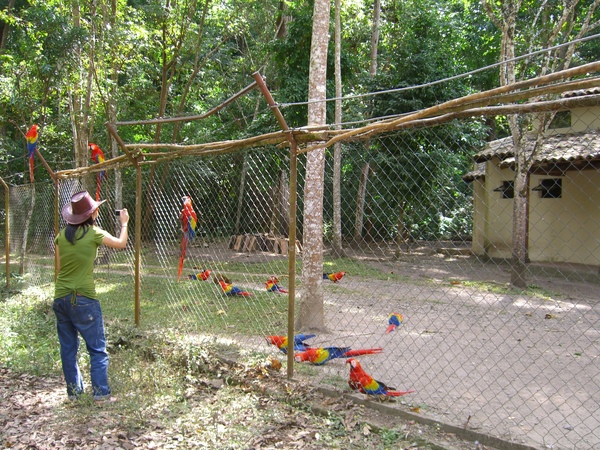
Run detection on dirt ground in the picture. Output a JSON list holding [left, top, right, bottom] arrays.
[[187, 240, 599, 449], [1, 362, 498, 450], [310, 244, 600, 450], [2, 241, 598, 449]]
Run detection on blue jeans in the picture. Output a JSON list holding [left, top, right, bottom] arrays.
[[53, 294, 111, 400]]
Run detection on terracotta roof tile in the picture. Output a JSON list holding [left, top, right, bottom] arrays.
[[473, 130, 600, 164]]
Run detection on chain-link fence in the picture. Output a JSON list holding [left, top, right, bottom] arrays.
[[2, 108, 599, 449]]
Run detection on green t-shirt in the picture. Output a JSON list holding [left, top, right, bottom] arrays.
[[54, 225, 109, 299]]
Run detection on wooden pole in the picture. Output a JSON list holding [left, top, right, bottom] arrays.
[[54, 180, 59, 282], [135, 165, 142, 327], [253, 71, 299, 380], [104, 121, 143, 327], [0, 177, 9, 288]]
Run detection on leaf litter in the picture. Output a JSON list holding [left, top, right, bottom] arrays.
[[1, 343, 489, 450]]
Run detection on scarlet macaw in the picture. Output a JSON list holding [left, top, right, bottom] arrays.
[[266, 333, 315, 354], [346, 358, 415, 397], [25, 124, 38, 183], [89, 143, 106, 201], [386, 313, 403, 333], [323, 271, 347, 283], [265, 276, 288, 293], [188, 269, 212, 281], [294, 347, 383, 365], [219, 279, 252, 296], [177, 196, 197, 281]]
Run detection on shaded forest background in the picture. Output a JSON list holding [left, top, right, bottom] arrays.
[[1, 0, 599, 244]]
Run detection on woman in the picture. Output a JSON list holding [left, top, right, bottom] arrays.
[[53, 191, 129, 402]]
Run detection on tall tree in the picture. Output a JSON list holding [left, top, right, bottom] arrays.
[[296, 0, 330, 331], [354, 0, 381, 244], [483, 0, 600, 287], [331, 0, 344, 258]]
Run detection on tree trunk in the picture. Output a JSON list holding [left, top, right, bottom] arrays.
[[296, 0, 330, 332], [370, 0, 381, 77], [0, 0, 15, 51], [394, 202, 409, 258], [507, 101, 528, 287], [69, 0, 93, 191], [277, 169, 290, 236], [331, 0, 344, 258], [354, 162, 370, 243], [108, 0, 122, 235], [234, 154, 248, 236]]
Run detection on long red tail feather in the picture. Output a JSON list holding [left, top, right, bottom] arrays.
[[95, 174, 102, 201], [177, 236, 188, 281], [343, 348, 383, 357], [29, 158, 34, 183], [386, 389, 416, 397]]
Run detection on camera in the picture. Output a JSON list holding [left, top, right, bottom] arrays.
[[115, 210, 121, 216]]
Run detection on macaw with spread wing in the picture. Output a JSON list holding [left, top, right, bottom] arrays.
[[347, 358, 415, 397], [294, 347, 383, 365], [265, 276, 288, 293], [219, 279, 252, 296], [25, 124, 38, 183], [188, 269, 211, 281], [323, 271, 347, 283], [89, 143, 106, 201], [266, 333, 315, 354], [386, 313, 403, 333], [177, 196, 197, 282]]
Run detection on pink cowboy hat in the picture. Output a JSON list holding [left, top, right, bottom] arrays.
[[61, 191, 106, 224]]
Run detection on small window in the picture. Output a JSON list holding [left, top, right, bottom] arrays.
[[532, 178, 562, 198], [493, 180, 514, 199], [549, 111, 571, 129]]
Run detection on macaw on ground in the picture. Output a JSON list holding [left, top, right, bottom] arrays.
[[265, 276, 288, 293], [346, 358, 415, 397], [294, 347, 383, 365], [266, 333, 316, 354], [386, 313, 403, 333], [323, 271, 347, 283], [219, 279, 252, 296], [188, 269, 212, 281]]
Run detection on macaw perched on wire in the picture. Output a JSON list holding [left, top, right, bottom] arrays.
[[188, 269, 212, 281], [346, 358, 415, 397], [323, 271, 347, 283], [89, 143, 106, 201], [265, 276, 288, 293], [386, 313, 403, 333], [177, 196, 198, 282], [266, 333, 315, 354], [219, 279, 252, 296], [25, 124, 38, 183], [294, 347, 383, 365]]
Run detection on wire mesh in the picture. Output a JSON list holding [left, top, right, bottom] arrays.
[[1, 112, 599, 449]]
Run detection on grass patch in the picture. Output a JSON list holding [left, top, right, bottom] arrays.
[[0, 287, 457, 449]]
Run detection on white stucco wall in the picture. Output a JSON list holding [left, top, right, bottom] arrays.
[[528, 170, 600, 265], [471, 160, 600, 265], [482, 159, 514, 259]]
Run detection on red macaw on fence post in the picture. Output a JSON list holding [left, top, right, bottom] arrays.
[[89, 143, 106, 201], [25, 124, 38, 183], [178, 196, 197, 281]]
